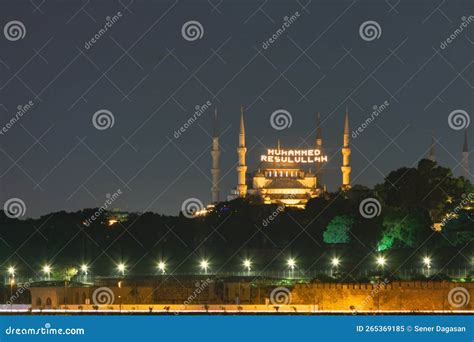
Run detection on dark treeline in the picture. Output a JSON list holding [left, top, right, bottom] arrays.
[[0, 160, 472, 278]]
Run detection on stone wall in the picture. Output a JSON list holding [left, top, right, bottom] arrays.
[[29, 280, 473, 311], [291, 281, 474, 311]]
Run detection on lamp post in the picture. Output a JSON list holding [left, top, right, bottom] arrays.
[[42, 265, 52, 280], [243, 259, 252, 275], [7, 266, 15, 311], [199, 259, 209, 275], [423, 256, 432, 277], [331, 257, 340, 277], [9, 277, 14, 311], [80, 264, 89, 282], [287, 258, 296, 278], [376, 255, 386, 275], [117, 263, 126, 277], [118, 281, 122, 312], [157, 261, 166, 275]]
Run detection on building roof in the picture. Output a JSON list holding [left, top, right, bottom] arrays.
[[257, 161, 302, 170], [266, 179, 310, 189]]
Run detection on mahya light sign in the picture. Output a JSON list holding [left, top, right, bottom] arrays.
[[260, 149, 328, 163]]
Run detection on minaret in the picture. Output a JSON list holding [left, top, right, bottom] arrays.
[[462, 129, 470, 181], [428, 130, 436, 162], [341, 109, 351, 190], [236, 106, 247, 197], [210, 108, 220, 203], [316, 112, 323, 187], [316, 112, 322, 148]]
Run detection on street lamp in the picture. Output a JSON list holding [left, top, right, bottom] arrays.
[[331, 257, 340, 277], [118, 281, 122, 312], [157, 261, 166, 274], [243, 259, 252, 273], [117, 263, 126, 276], [42, 264, 52, 280], [7, 266, 15, 278], [287, 258, 296, 275], [376, 255, 386, 270], [9, 277, 14, 311], [423, 256, 432, 277], [199, 259, 209, 274], [80, 264, 89, 275]]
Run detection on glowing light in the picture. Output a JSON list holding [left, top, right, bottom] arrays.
[[80, 264, 89, 274], [7, 266, 15, 276], [243, 259, 252, 271], [199, 259, 209, 273], [42, 264, 52, 276], [157, 261, 166, 274], [376, 256, 386, 267], [287, 258, 296, 270], [331, 257, 341, 267], [423, 256, 432, 268], [107, 219, 118, 226], [117, 263, 126, 275]]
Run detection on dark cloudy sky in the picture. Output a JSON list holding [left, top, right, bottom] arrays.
[[0, 0, 472, 218]]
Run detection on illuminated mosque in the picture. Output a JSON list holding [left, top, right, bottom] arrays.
[[210, 108, 352, 209]]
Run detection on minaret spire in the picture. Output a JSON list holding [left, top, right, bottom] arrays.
[[316, 112, 322, 148], [316, 112, 323, 188], [428, 130, 436, 162], [462, 129, 470, 181], [210, 108, 221, 203], [341, 108, 351, 190], [236, 106, 247, 197]]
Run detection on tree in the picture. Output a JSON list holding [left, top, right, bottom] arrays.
[[441, 209, 474, 246], [323, 215, 354, 244], [376, 159, 473, 223], [377, 207, 430, 250]]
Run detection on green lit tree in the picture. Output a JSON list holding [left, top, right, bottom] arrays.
[[323, 215, 354, 244], [377, 208, 430, 250]]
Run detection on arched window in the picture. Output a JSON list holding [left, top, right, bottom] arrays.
[[46, 297, 52, 306]]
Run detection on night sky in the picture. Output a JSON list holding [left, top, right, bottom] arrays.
[[0, 0, 472, 218]]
